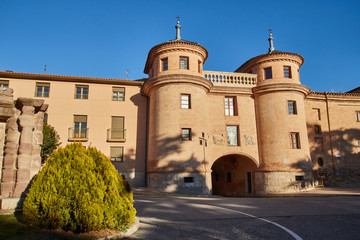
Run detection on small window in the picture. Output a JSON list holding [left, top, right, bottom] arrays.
[[227, 125, 239, 146], [180, 57, 189, 70], [75, 85, 89, 99], [198, 60, 202, 73], [295, 176, 304, 181], [43, 113, 48, 123], [110, 146, 124, 162], [181, 94, 191, 109], [182, 128, 191, 141], [225, 96, 237, 116], [313, 108, 321, 120], [35, 82, 50, 97], [264, 67, 272, 79], [162, 58, 168, 71], [290, 132, 300, 149], [184, 177, 194, 183], [112, 87, 125, 101], [283, 66, 292, 78], [317, 158, 324, 167], [0, 80, 9, 92], [356, 111, 360, 122], [288, 101, 297, 115], [314, 125, 322, 134]]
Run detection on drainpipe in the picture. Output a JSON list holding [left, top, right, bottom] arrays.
[[325, 92, 336, 174]]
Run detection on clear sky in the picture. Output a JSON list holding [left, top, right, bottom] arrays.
[[0, 0, 359, 92]]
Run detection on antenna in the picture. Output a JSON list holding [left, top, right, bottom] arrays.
[[43, 64, 47, 74]]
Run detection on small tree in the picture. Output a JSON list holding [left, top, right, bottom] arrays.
[[23, 143, 136, 232], [41, 122, 61, 164]]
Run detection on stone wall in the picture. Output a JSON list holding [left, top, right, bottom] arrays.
[[0, 89, 47, 210]]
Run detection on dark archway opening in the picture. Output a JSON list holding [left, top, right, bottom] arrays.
[[211, 154, 257, 196]]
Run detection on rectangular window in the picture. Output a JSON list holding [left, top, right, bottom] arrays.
[[198, 60, 202, 73], [110, 146, 124, 162], [288, 100, 297, 115], [283, 66, 292, 78], [35, 82, 50, 97], [109, 116, 125, 140], [264, 67, 272, 79], [182, 128, 191, 141], [75, 85, 89, 99], [43, 113, 48, 123], [314, 125, 322, 134], [162, 58, 168, 71], [181, 94, 191, 109], [313, 108, 321, 120], [227, 125, 239, 146], [73, 115, 87, 139], [0, 80, 9, 92], [112, 87, 125, 101], [290, 132, 300, 149], [225, 96, 237, 116], [180, 57, 189, 70], [314, 137, 324, 152], [356, 111, 360, 122]]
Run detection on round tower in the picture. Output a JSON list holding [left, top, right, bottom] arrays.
[[143, 20, 212, 194], [236, 32, 312, 194]]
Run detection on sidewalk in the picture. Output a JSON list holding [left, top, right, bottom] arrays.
[[132, 187, 360, 198]]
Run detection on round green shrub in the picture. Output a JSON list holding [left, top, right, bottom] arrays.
[[23, 143, 136, 233]]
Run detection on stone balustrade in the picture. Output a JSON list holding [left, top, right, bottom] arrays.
[[204, 71, 257, 87]]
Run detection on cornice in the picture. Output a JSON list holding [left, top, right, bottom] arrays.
[[142, 74, 213, 96], [0, 71, 144, 86], [253, 83, 310, 97]]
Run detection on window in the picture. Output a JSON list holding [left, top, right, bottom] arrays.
[[225, 96, 237, 116], [184, 177, 194, 183], [356, 111, 360, 122], [313, 108, 321, 120], [264, 67, 272, 79], [112, 87, 125, 101], [288, 100, 297, 115], [162, 58, 168, 71], [108, 116, 125, 141], [180, 57, 189, 70], [314, 137, 324, 152], [181, 94, 191, 109], [75, 85, 89, 99], [290, 132, 300, 149], [35, 82, 50, 97], [227, 125, 239, 146], [182, 128, 191, 141], [43, 113, 48, 123], [283, 66, 292, 78], [73, 115, 87, 139], [110, 146, 124, 162], [0, 80, 9, 92], [314, 125, 322, 134], [198, 60, 202, 73], [317, 158, 324, 167]]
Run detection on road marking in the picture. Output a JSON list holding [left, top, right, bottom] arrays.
[[205, 204, 303, 240]]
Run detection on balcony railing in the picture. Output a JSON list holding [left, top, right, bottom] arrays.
[[68, 127, 89, 141], [204, 71, 257, 87], [107, 128, 126, 142]]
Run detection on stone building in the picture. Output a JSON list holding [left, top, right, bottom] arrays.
[[1, 21, 360, 202]]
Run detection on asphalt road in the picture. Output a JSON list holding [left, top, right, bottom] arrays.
[[126, 195, 360, 240]]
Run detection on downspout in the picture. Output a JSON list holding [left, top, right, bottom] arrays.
[[325, 92, 336, 174]]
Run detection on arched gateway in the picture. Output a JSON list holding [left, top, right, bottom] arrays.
[[211, 154, 258, 196]]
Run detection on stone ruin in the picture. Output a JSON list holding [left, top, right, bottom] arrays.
[[0, 88, 47, 211]]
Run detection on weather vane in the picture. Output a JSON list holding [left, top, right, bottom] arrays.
[[268, 28, 272, 34], [176, 16, 180, 23]]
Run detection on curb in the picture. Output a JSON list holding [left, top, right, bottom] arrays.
[[98, 217, 140, 240]]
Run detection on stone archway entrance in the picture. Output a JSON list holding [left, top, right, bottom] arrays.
[[211, 154, 257, 196]]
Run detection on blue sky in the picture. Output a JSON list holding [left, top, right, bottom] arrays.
[[0, 0, 359, 92]]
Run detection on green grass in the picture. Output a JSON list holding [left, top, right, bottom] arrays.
[[0, 213, 99, 240]]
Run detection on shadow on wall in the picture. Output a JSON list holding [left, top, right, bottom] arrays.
[[148, 131, 210, 195], [304, 126, 360, 186]]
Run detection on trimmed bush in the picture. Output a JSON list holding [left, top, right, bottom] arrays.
[[23, 143, 136, 233]]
